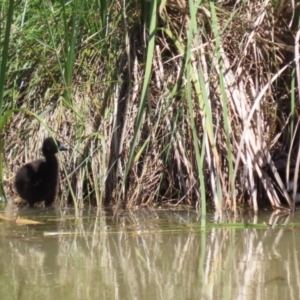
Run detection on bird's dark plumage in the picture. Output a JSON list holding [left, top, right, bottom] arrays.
[[15, 137, 67, 207]]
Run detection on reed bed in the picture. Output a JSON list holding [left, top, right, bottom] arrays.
[[0, 0, 299, 212]]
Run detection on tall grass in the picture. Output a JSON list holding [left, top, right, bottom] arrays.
[[1, 0, 299, 212]]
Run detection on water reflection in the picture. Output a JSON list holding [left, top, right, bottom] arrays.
[[0, 208, 300, 300]]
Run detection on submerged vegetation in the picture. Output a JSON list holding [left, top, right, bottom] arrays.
[[0, 0, 300, 212]]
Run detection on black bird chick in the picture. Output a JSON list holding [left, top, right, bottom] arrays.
[[15, 137, 68, 207]]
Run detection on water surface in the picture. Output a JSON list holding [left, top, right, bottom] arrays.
[[0, 207, 299, 300]]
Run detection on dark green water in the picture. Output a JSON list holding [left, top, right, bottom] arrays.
[[0, 207, 299, 300]]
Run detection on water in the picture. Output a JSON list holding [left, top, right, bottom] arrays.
[[0, 207, 299, 300]]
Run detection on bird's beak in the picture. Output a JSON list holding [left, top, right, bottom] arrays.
[[58, 142, 68, 151]]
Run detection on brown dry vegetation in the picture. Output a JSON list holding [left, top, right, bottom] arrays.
[[2, 0, 300, 212]]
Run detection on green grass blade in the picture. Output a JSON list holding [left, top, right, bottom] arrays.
[[0, 0, 14, 200], [0, 0, 14, 116], [210, 2, 235, 210], [124, 0, 157, 184]]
